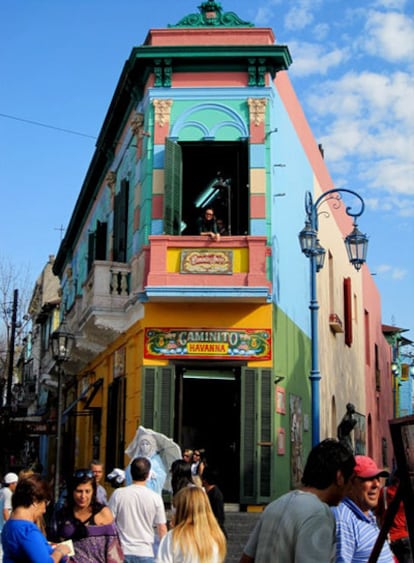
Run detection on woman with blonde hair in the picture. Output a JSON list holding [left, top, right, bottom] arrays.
[[156, 486, 226, 563]]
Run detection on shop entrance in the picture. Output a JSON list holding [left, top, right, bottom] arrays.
[[176, 368, 241, 503]]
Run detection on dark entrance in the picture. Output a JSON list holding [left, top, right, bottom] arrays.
[[176, 368, 241, 503]]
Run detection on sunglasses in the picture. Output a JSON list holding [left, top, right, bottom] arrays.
[[73, 469, 94, 479]]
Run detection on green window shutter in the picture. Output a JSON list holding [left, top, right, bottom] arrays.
[[142, 366, 175, 436], [240, 367, 273, 504], [240, 368, 257, 502], [159, 367, 175, 436], [164, 138, 182, 235], [259, 368, 272, 499], [142, 367, 157, 427]]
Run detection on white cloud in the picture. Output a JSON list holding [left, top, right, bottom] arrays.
[[362, 11, 414, 62], [375, 264, 408, 279], [304, 70, 414, 198], [252, 0, 283, 26], [391, 268, 408, 280], [312, 23, 330, 41], [376, 264, 392, 273], [284, 6, 314, 31], [372, 0, 409, 12], [288, 41, 350, 76]]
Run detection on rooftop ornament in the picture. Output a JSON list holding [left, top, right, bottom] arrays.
[[169, 0, 254, 28]]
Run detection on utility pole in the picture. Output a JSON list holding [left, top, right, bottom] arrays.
[[6, 289, 18, 406]]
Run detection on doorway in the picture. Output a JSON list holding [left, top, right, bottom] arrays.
[[176, 368, 241, 503]]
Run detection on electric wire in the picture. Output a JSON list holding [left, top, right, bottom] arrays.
[[0, 112, 97, 140]]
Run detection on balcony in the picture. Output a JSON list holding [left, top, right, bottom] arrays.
[[140, 235, 272, 303], [66, 261, 134, 365], [329, 313, 344, 334], [65, 237, 271, 367]]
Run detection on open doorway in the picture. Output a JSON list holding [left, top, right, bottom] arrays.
[[176, 368, 241, 503]]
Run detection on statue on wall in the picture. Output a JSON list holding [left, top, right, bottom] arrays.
[[337, 403, 358, 452]]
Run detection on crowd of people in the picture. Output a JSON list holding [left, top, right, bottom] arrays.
[[0, 440, 411, 563], [0, 446, 228, 563]]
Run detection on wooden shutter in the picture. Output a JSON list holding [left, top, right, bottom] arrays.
[[142, 366, 175, 436], [240, 367, 273, 504], [344, 277, 353, 347], [164, 138, 182, 235]]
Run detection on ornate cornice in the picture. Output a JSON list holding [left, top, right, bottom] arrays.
[[169, 1, 253, 28]]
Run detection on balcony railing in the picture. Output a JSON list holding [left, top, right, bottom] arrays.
[[141, 235, 272, 302], [82, 260, 131, 315]]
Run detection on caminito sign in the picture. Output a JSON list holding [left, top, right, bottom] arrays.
[[144, 328, 272, 360]]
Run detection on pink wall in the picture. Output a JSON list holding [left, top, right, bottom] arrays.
[[145, 28, 276, 46], [362, 266, 393, 468], [275, 68, 393, 465]]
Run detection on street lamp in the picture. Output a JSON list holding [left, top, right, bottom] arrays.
[[391, 362, 400, 417], [50, 320, 75, 501], [299, 189, 368, 446]]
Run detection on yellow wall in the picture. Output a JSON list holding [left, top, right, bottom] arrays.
[[73, 301, 272, 467]]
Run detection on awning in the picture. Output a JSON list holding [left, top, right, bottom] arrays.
[[62, 378, 103, 418]]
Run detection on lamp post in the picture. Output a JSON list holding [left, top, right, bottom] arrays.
[[391, 362, 400, 417], [50, 321, 75, 501], [299, 189, 368, 447]]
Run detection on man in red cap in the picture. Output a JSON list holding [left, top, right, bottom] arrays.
[[332, 455, 394, 562]]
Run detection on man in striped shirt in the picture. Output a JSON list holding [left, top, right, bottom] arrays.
[[332, 455, 394, 562]]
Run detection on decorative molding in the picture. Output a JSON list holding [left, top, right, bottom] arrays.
[[106, 171, 117, 195], [169, 0, 253, 28], [247, 58, 267, 87], [248, 98, 267, 126], [130, 112, 144, 136], [153, 99, 173, 127]]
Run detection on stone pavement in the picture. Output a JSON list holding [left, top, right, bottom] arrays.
[[0, 510, 261, 563], [225, 510, 261, 562]]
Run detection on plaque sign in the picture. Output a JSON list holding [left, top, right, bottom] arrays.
[[144, 328, 271, 360], [180, 249, 233, 274]]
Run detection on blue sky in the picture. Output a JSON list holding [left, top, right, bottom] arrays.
[[1, 0, 413, 339]]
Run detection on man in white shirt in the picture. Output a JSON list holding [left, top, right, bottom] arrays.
[[109, 457, 167, 563], [1, 472, 18, 522]]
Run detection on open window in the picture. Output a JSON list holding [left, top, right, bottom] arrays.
[[113, 179, 129, 262], [164, 139, 249, 236], [87, 220, 107, 272]]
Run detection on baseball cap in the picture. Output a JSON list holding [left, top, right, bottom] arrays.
[[354, 456, 389, 479], [4, 472, 18, 484], [107, 468, 125, 485]]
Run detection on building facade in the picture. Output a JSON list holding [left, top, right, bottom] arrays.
[[52, 1, 393, 504]]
